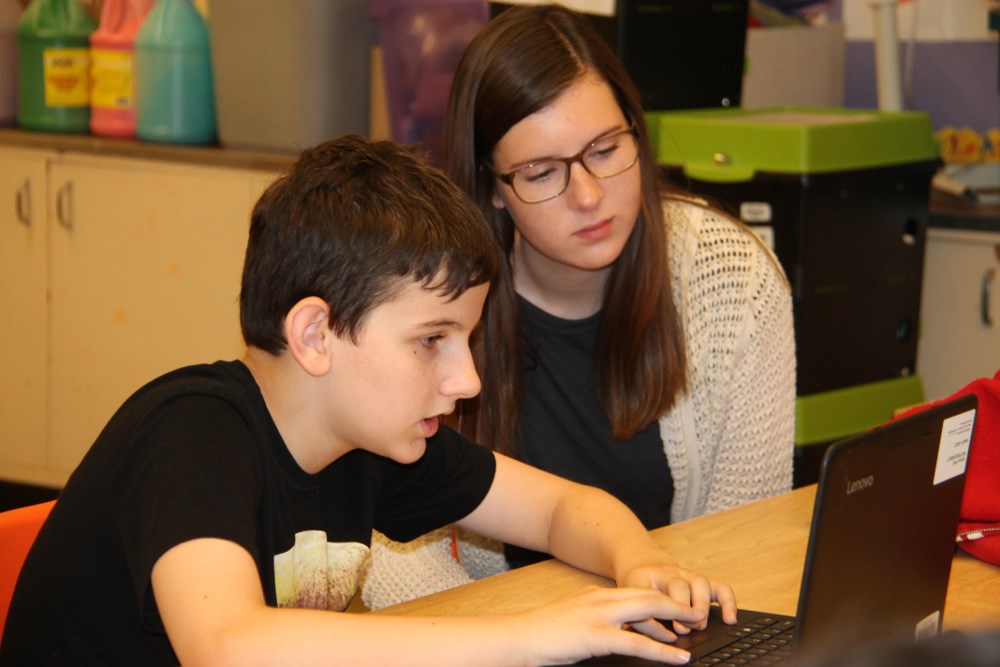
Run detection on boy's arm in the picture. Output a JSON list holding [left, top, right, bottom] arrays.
[[457, 453, 738, 631], [151, 537, 703, 667]]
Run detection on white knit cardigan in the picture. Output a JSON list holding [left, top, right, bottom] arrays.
[[360, 198, 797, 611]]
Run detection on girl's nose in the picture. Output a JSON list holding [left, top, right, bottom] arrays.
[[565, 161, 603, 209]]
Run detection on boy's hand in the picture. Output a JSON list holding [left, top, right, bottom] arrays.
[[517, 586, 704, 666], [616, 560, 737, 634]]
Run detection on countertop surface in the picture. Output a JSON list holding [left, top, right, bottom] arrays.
[[0, 127, 296, 173], [930, 189, 1000, 232]]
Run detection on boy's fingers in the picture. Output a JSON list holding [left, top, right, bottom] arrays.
[[713, 584, 739, 625], [661, 578, 698, 634], [603, 629, 692, 666], [628, 616, 678, 643], [660, 575, 738, 631], [625, 588, 705, 625], [531, 588, 703, 666], [608, 588, 704, 641]]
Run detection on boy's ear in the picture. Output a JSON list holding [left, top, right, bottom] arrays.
[[284, 297, 334, 377]]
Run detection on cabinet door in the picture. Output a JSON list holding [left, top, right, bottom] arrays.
[[46, 156, 266, 477], [918, 227, 1000, 400], [0, 149, 50, 476]]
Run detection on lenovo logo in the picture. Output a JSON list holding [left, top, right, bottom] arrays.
[[846, 475, 875, 495]]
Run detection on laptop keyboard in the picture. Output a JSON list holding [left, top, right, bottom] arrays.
[[690, 615, 796, 666]]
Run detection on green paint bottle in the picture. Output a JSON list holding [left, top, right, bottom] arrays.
[[17, 0, 96, 133]]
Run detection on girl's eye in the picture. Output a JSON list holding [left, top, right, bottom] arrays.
[[521, 163, 559, 183], [588, 140, 619, 161]]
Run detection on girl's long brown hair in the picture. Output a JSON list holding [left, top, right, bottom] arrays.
[[443, 4, 686, 455]]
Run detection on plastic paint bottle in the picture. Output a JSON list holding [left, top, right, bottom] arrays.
[[135, 0, 216, 145], [17, 0, 97, 133], [90, 0, 154, 138]]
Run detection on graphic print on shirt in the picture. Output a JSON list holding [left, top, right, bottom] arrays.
[[273, 530, 370, 610]]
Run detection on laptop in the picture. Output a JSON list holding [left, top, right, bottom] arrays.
[[573, 394, 978, 666]]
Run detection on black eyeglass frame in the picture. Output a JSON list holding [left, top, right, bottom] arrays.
[[489, 125, 640, 204]]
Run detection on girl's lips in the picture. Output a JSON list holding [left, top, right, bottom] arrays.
[[421, 416, 439, 437], [575, 218, 613, 241]]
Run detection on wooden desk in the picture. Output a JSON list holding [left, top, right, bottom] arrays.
[[375, 486, 1000, 631]]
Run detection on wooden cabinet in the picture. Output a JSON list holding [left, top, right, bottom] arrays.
[[918, 226, 1000, 400], [0, 149, 278, 486]]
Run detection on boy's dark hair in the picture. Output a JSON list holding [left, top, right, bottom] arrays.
[[240, 134, 499, 354]]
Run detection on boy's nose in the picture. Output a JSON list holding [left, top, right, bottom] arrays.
[[441, 349, 482, 400]]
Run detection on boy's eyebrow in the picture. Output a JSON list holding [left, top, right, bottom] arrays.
[[415, 319, 482, 333], [416, 319, 464, 330]]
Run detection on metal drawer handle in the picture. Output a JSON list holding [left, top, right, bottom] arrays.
[[15, 179, 31, 226], [984, 268, 995, 327], [56, 181, 74, 230]]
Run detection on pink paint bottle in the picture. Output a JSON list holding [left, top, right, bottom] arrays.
[[89, 0, 154, 138]]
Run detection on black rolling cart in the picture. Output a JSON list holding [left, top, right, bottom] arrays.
[[647, 107, 939, 485]]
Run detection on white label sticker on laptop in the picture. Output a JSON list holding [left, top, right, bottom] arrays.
[[933, 409, 976, 485]]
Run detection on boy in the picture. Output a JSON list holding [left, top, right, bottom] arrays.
[[0, 135, 734, 666]]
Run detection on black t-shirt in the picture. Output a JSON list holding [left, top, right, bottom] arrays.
[[0, 361, 495, 666], [508, 297, 673, 567]]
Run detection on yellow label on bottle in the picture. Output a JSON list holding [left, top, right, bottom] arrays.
[[43, 47, 90, 107], [91, 49, 134, 111]]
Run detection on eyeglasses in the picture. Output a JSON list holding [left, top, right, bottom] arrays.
[[492, 126, 640, 204]]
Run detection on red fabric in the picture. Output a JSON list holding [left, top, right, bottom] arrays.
[[898, 370, 1000, 566], [0, 500, 56, 636]]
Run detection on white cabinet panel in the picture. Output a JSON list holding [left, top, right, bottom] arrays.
[[46, 156, 264, 475], [0, 150, 279, 485], [918, 227, 1000, 400], [0, 149, 49, 475]]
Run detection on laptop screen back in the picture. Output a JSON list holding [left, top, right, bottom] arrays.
[[795, 394, 977, 655]]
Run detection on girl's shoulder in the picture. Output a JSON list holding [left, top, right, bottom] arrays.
[[663, 194, 757, 247], [662, 193, 789, 288]]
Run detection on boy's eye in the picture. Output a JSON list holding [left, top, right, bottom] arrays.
[[420, 334, 444, 348]]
